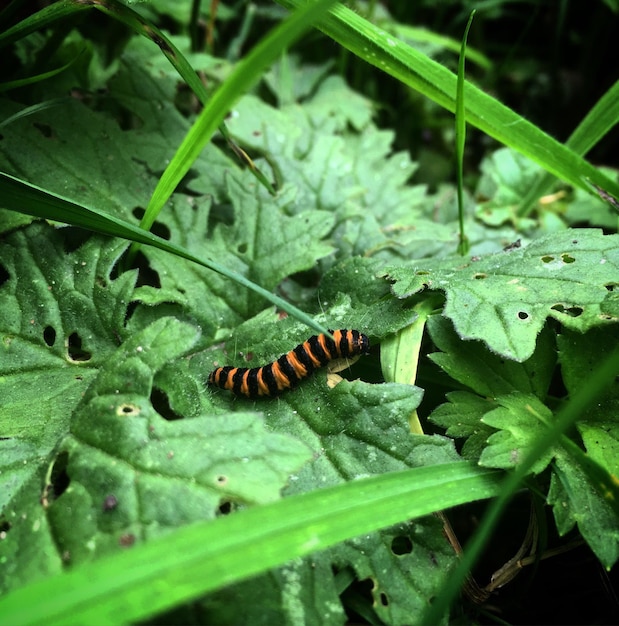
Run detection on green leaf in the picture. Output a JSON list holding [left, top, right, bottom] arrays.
[[475, 147, 546, 228], [385, 229, 619, 361], [422, 340, 619, 624], [479, 393, 556, 474], [557, 326, 619, 397], [427, 315, 556, 398], [1, 314, 310, 590], [328, 516, 454, 625], [429, 391, 497, 461], [548, 449, 619, 569], [0, 224, 134, 478]]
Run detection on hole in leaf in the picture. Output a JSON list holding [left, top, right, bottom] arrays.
[[517, 311, 529, 320], [33, 122, 54, 138], [473, 273, 487, 280], [237, 242, 248, 254], [109, 102, 144, 131], [117, 403, 139, 417], [43, 326, 56, 347], [338, 571, 379, 624], [551, 304, 583, 317], [42, 451, 70, 506], [132, 207, 171, 240], [391, 535, 413, 555], [216, 475, 228, 486], [58, 227, 93, 253], [355, 578, 376, 608], [605, 283, 618, 292], [0, 519, 11, 535], [561, 253, 575, 264], [113, 249, 161, 289], [0, 263, 10, 287], [217, 501, 233, 515], [379, 592, 389, 606], [67, 332, 92, 362], [151, 387, 182, 421], [541, 255, 554, 263]]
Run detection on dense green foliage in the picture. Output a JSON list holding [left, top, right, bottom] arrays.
[[1, 1, 618, 624]]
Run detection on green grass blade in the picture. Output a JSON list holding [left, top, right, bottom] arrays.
[[455, 11, 475, 255], [274, 0, 619, 201], [0, 97, 71, 129], [0, 171, 328, 336], [0, 0, 91, 49], [0, 463, 502, 626], [0, 56, 77, 92]]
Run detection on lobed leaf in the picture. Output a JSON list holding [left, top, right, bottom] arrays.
[[385, 229, 619, 361]]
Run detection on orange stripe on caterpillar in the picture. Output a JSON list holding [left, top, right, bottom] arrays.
[[208, 329, 370, 398]]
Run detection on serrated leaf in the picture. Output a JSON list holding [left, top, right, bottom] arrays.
[[0, 462, 502, 626], [429, 391, 497, 461], [385, 229, 619, 361], [318, 256, 419, 335], [475, 147, 544, 227], [557, 327, 619, 507], [0, 223, 135, 498], [132, 174, 335, 333], [1, 317, 310, 591], [479, 393, 556, 474], [557, 326, 619, 396], [548, 449, 619, 569], [330, 516, 453, 626], [427, 315, 556, 398], [207, 344, 462, 619], [225, 83, 433, 264]]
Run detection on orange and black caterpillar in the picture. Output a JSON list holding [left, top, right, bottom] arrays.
[[208, 329, 370, 398]]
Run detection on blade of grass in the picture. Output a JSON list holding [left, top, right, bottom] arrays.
[[0, 97, 72, 129], [0, 462, 502, 626], [0, 171, 328, 337], [421, 342, 619, 624], [274, 0, 619, 202], [0, 0, 91, 49], [0, 55, 78, 92], [455, 10, 475, 256], [380, 298, 438, 435]]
